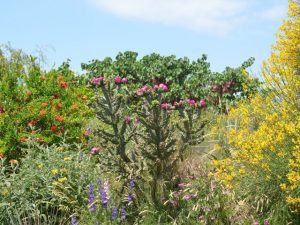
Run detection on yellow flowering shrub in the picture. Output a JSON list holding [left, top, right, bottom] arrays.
[[213, 0, 300, 222]]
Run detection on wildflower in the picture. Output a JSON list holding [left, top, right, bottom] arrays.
[[82, 95, 88, 100], [51, 124, 57, 132], [174, 100, 185, 107], [55, 115, 64, 123], [120, 207, 126, 220], [58, 177, 67, 183], [60, 81, 68, 88], [0, 153, 3, 158], [253, 222, 259, 225], [51, 169, 59, 175], [111, 207, 118, 220], [57, 103, 63, 108], [264, 221, 270, 225], [121, 77, 128, 84], [20, 138, 27, 143], [41, 75, 46, 80], [52, 181, 59, 186], [170, 200, 178, 207], [199, 100, 206, 107], [101, 180, 109, 208], [90, 147, 99, 155], [39, 109, 46, 116], [63, 157, 72, 161], [124, 116, 131, 124], [9, 159, 18, 164], [137, 91, 143, 97], [71, 214, 78, 225], [88, 183, 96, 212], [87, 127, 92, 135], [129, 179, 136, 188], [114, 76, 122, 84], [28, 120, 37, 127], [128, 192, 134, 203], [57, 75, 63, 80]]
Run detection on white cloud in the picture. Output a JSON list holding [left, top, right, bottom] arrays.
[[260, 4, 286, 21], [90, 0, 286, 35]]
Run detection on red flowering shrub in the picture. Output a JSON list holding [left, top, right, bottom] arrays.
[[0, 48, 93, 159]]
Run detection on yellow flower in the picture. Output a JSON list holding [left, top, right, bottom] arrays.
[[58, 177, 67, 183], [63, 157, 72, 161], [38, 164, 43, 169], [60, 168, 68, 173], [51, 169, 59, 175], [9, 159, 18, 164], [52, 181, 59, 186]]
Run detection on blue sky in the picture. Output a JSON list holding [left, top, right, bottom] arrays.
[[1, 0, 288, 76]]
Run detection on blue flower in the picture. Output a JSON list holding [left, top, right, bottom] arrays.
[[71, 214, 78, 225], [121, 207, 126, 220], [129, 179, 136, 189], [88, 183, 96, 212], [111, 207, 118, 220], [128, 192, 134, 203]]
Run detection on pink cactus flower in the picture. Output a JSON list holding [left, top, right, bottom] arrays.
[[140, 86, 148, 92], [92, 76, 105, 85], [114, 76, 122, 84], [187, 99, 196, 105], [124, 116, 131, 124], [90, 147, 99, 155], [121, 77, 128, 84], [199, 100, 206, 107]]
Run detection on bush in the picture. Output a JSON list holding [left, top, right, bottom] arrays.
[[0, 47, 93, 159]]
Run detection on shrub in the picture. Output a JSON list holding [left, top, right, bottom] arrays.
[[212, 1, 300, 224], [0, 47, 93, 159]]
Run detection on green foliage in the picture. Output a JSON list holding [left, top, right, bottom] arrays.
[[0, 139, 96, 225]]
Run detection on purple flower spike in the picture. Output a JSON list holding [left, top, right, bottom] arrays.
[[128, 192, 134, 203], [101, 180, 109, 208], [71, 214, 78, 225], [129, 179, 136, 188], [88, 183, 96, 213], [112, 207, 118, 220], [121, 207, 126, 220]]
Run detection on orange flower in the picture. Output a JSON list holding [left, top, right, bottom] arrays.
[[41, 102, 48, 108], [39, 109, 46, 116], [51, 124, 57, 132], [71, 105, 77, 111], [55, 115, 64, 123], [57, 103, 63, 108], [9, 159, 18, 164], [28, 120, 37, 127], [41, 76, 46, 80], [57, 75, 63, 80], [20, 138, 27, 143], [60, 81, 68, 88], [82, 95, 88, 100]]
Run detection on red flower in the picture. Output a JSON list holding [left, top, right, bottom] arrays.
[[20, 138, 27, 143], [60, 81, 68, 88], [71, 105, 77, 111], [51, 124, 57, 132], [28, 120, 37, 127], [55, 115, 64, 123], [57, 103, 63, 108], [0, 153, 4, 158], [39, 109, 46, 116], [57, 75, 63, 80]]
